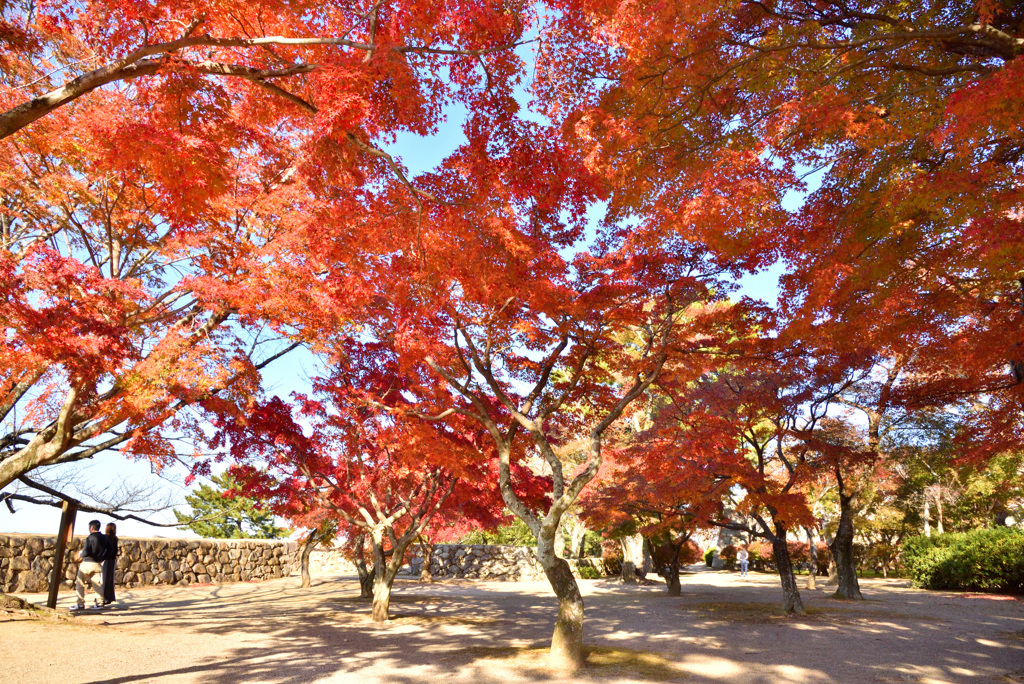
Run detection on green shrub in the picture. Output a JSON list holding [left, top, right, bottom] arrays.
[[703, 547, 716, 567], [577, 566, 602, 579], [902, 527, 1024, 593]]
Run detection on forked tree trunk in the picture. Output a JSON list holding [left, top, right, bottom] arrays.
[[806, 527, 819, 591], [370, 529, 418, 622], [830, 492, 864, 600], [771, 530, 805, 615], [537, 532, 585, 673]]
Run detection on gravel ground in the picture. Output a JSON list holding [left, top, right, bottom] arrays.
[[1, 567, 1022, 683]]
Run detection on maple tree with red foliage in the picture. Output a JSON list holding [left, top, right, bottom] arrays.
[[213, 377, 527, 621]]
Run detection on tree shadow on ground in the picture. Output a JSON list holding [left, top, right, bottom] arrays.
[[16, 574, 1024, 684]]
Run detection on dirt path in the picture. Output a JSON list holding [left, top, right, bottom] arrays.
[[1, 569, 1022, 683]]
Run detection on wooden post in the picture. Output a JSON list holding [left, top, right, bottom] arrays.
[[47, 501, 77, 609]]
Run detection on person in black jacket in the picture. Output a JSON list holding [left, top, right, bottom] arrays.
[[72, 520, 108, 610], [101, 522, 119, 605]]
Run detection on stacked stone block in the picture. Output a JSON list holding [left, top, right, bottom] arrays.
[[309, 543, 615, 580], [0, 533, 299, 594]]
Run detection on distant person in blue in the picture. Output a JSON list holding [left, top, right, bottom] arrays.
[[72, 520, 108, 610], [737, 546, 749, 578], [101, 522, 119, 606]]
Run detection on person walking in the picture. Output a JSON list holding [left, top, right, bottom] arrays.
[[737, 546, 749, 578], [101, 522, 119, 606], [72, 520, 108, 611]]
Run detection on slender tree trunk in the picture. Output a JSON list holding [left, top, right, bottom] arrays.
[[537, 531, 585, 673], [771, 529, 805, 615], [300, 532, 317, 589], [418, 536, 434, 583], [923, 497, 931, 537], [806, 527, 818, 591], [936, 495, 945, 535], [830, 491, 864, 600]]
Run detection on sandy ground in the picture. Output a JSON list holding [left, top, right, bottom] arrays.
[[1, 567, 1022, 684]]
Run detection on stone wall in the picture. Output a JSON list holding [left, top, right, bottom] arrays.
[[310, 543, 616, 581], [0, 533, 299, 594]]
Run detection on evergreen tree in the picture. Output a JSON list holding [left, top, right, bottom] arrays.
[[175, 474, 289, 539]]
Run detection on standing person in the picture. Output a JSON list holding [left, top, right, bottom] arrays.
[[72, 520, 108, 611], [737, 546, 749, 578], [101, 522, 119, 606]]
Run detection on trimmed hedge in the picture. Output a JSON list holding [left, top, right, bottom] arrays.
[[902, 527, 1024, 593]]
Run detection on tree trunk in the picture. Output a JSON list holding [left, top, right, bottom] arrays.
[[371, 563, 399, 622], [537, 533, 585, 673], [353, 535, 374, 599], [554, 523, 566, 559], [923, 497, 931, 537], [830, 492, 864, 600], [806, 527, 818, 591], [568, 520, 587, 559], [370, 528, 420, 622], [370, 531, 395, 622], [300, 532, 317, 589], [641, 538, 654, 576], [620, 534, 643, 584], [418, 537, 434, 583], [665, 542, 683, 597], [771, 529, 805, 615], [936, 495, 945, 535]]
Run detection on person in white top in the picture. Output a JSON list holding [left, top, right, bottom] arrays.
[[737, 547, 749, 577]]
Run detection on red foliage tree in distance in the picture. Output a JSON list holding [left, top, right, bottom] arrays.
[[579, 438, 724, 595], [216, 379, 519, 621]]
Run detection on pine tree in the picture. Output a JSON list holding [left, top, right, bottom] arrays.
[[175, 474, 288, 539]]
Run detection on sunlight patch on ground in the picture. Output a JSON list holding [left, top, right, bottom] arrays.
[[445, 644, 694, 681]]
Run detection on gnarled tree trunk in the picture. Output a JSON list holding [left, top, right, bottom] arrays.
[[537, 532, 585, 673], [830, 482, 863, 600], [771, 528, 805, 615]]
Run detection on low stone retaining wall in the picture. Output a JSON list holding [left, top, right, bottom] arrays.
[[310, 544, 616, 581], [0, 533, 299, 594]]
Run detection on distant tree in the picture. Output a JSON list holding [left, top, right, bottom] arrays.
[[174, 473, 288, 539]]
